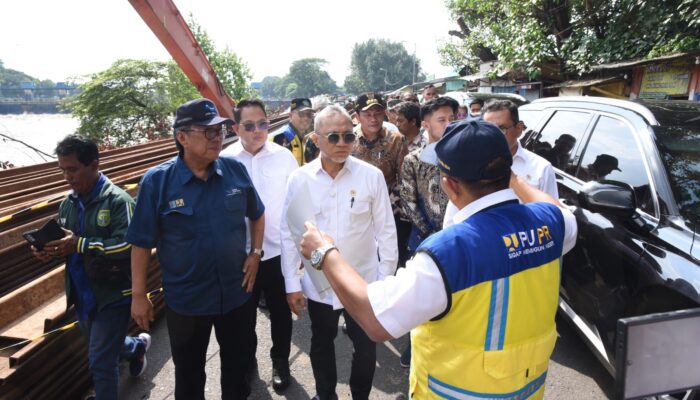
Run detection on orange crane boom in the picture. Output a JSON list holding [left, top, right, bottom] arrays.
[[128, 0, 236, 118]]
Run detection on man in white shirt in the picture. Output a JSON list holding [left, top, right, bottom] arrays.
[[443, 99, 558, 227], [221, 99, 299, 391], [297, 119, 578, 399], [281, 104, 398, 400]]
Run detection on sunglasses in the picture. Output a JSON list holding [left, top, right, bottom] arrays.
[[239, 120, 270, 132], [183, 126, 226, 140], [320, 131, 356, 145]]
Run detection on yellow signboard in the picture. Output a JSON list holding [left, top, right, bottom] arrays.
[[639, 60, 691, 99]]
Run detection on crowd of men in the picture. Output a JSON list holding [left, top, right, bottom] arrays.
[[32, 85, 577, 400]]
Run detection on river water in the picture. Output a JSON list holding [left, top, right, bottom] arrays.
[[0, 114, 80, 167]]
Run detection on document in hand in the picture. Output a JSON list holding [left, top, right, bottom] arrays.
[[285, 180, 332, 299]]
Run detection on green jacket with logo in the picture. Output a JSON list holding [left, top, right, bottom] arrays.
[[58, 175, 135, 311]]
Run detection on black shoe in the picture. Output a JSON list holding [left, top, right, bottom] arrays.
[[271, 360, 291, 391]]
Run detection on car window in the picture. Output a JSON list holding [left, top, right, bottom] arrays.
[[525, 110, 593, 174], [577, 116, 655, 216], [519, 109, 545, 132]]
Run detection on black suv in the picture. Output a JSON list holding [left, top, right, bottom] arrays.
[[519, 97, 700, 374]]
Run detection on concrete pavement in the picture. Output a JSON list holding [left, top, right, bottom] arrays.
[[116, 309, 613, 399]]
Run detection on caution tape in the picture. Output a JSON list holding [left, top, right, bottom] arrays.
[[0, 287, 163, 353], [0, 183, 140, 225]]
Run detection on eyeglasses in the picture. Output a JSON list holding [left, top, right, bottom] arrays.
[[183, 126, 226, 140], [319, 131, 356, 145], [239, 120, 270, 132], [498, 124, 516, 134]]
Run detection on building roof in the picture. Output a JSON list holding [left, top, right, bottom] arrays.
[[546, 76, 624, 89], [590, 50, 700, 71]]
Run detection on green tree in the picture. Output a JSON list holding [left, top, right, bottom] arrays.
[[344, 39, 424, 94], [281, 58, 337, 98], [439, 0, 700, 78], [61, 59, 188, 147], [0, 59, 38, 87], [188, 16, 254, 100], [260, 76, 282, 99]]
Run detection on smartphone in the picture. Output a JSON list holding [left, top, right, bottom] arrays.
[[23, 219, 65, 251]]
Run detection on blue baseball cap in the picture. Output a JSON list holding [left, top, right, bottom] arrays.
[[435, 119, 512, 182], [173, 98, 232, 129]]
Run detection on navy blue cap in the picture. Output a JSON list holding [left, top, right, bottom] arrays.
[[355, 92, 386, 111], [173, 98, 232, 129], [435, 119, 513, 182], [290, 98, 313, 112]]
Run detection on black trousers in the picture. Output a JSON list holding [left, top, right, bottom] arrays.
[[251, 255, 292, 363], [308, 299, 376, 400], [166, 298, 256, 400], [395, 216, 412, 268]]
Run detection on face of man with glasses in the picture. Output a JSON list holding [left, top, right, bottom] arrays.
[[234, 105, 270, 155], [483, 109, 523, 155], [290, 109, 315, 134], [313, 112, 356, 164], [178, 123, 227, 162]]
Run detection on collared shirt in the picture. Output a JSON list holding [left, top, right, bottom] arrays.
[[442, 142, 559, 228], [281, 156, 398, 310], [221, 141, 298, 260], [406, 132, 428, 153], [367, 189, 578, 338], [126, 155, 265, 315], [352, 125, 409, 215], [399, 147, 448, 237]]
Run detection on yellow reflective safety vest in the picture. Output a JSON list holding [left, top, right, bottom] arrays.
[[270, 124, 304, 166], [410, 200, 565, 399]]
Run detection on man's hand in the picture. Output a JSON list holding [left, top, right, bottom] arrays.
[[30, 245, 52, 262], [44, 228, 77, 258], [131, 293, 154, 331], [287, 291, 306, 316], [242, 254, 260, 293], [300, 221, 334, 259]]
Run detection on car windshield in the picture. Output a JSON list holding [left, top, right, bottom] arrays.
[[655, 124, 700, 225]]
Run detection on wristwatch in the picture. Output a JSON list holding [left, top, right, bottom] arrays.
[[310, 244, 337, 270], [250, 248, 264, 258]]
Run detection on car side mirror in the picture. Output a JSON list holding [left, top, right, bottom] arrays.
[[578, 180, 637, 218]]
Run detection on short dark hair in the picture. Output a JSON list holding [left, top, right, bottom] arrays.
[[458, 156, 511, 197], [422, 84, 436, 93], [482, 100, 519, 125], [55, 134, 99, 166], [421, 97, 459, 121], [233, 99, 267, 123], [469, 98, 485, 107], [394, 101, 421, 128]]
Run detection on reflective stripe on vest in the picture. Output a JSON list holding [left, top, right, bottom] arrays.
[[485, 277, 510, 351], [428, 372, 547, 400]]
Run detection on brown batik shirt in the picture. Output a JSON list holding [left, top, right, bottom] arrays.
[[399, 147, 448, 238], [352, 125, 409, 215]]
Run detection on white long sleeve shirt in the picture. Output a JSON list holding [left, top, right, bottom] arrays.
[[281, 156, 398, 309], [443, 142, 559, 228], [221, 141, 298, 260]]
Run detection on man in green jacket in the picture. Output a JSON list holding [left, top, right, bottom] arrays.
[[31, 135, 151, 400]]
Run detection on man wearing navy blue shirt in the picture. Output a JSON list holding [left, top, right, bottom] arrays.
[[126, 98, 266, 399]]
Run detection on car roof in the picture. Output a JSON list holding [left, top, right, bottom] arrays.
[[525, 96, 660, 126], [443, 91, 529, 106]]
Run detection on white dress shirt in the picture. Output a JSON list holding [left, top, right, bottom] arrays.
[[443, 142, 559, 228], [367, 189, 578, 339], [281, 156, 398, 309], [221, 141, 298, 260]]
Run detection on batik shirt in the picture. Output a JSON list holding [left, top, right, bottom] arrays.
[[352, 125, 408, 215], [399, 148, 448, 237]]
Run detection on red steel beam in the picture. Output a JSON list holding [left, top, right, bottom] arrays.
[[128, 0, 236, 118]]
